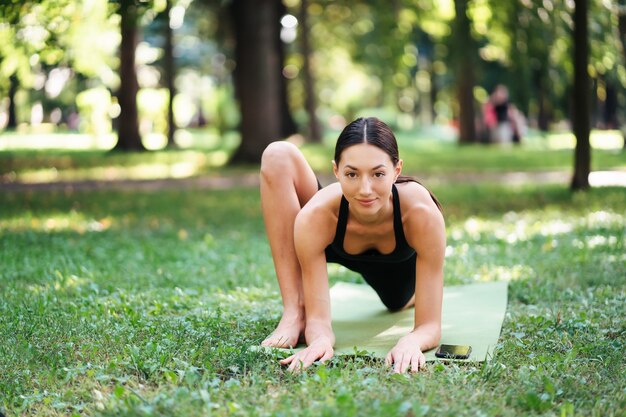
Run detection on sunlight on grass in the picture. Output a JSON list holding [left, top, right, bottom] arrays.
[[473, 264, 536, 282], [14, 162, 202, 182], [144, 133, 168, 150], [2, 128, 624, 186], [26, 272, 92, 296], [0, 128, 230, 151], [545, 130, 624, 150], [448, 209, 625, 245], [0, 132, 117, 150], [589, 171, 626, 187], [8, 153, 231, 183], [1, 210, 113, 233]]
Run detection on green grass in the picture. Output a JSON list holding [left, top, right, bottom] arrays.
[[1, 181, 624, 416], [1, 128, 624, 183]]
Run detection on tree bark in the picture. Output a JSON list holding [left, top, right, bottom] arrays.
[[299, 0, 321, 142], [114, 0, 145, 151], [571, 0, 591, 190], [602, 80, 618, 129], [453, 0, 477, 144], [277, 0, 298, 138], [616, 1, 626, 148], [164, 0, 177, 148], [7, 75, 18, 129], [536, 82, 550, 131], [230, 0, 284, 163]]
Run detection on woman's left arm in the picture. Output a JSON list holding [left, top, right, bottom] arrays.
[[385, 190, 446, 373]]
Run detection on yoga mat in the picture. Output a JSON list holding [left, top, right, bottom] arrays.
[[259, 281, 508, 362], [330, 281, 508, 361]]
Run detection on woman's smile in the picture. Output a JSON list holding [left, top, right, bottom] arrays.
[[356, 198, 377, 207]]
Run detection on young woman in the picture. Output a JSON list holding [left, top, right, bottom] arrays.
[[259, 117, 445, 374]]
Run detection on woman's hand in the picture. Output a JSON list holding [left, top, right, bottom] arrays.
[[279, 336, 334, 372], [385, 333, 426, 374]]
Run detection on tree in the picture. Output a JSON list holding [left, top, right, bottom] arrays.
[[298, 0, 321, 142], [114, 0, 145, 151], [452, 0, 477, 143], [229, 0, 291, 163], [571, 0, 591, 190], [6, 75, 18, 129], [0, 1, 60, 129], [162, 0, 177, 148], [616, 0, 626, 147], [0, 3, 27, 129]]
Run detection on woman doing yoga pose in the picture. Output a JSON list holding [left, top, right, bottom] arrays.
[[259, 117, 445, 373]]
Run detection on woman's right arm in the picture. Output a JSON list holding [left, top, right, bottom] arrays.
[[279, 200, 336, 372]]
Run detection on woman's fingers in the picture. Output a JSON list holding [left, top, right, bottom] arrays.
[[384, 352, 393, 367], [286, 349, 424, 373], [387, 350, 426, 373], [279, 345, 334, 372], [410, 353, 424, 373], [288, 351, 318, 372], [319, 349, 334, 363], [279, 354, 295, 366], [393, 353, 412, 374]]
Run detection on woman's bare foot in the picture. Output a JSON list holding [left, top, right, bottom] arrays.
[[261, 313, 305, 348]]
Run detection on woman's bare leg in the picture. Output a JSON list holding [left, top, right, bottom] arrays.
[[260, 141, 319, 347]]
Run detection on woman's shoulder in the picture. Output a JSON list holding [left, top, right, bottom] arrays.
[[396, 180, 432, 205], [303, 182, 342, 209], [294, 182, 342, 248], [396, 181, 444, 228], [298, 182, 342, 222]]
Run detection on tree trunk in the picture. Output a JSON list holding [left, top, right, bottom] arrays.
[[230, 0, 284, 163], [616, 1, 626, 148], [114, 0, 145, 151], [430, 68, 438, 123], [277, 0, 298, 138], [571, 0, 591, 190], [299, 0, 321, 142], [453, 0, 477, 144], [164, 0, 177, 148], [7, 75, 18, 129], [603, 81, 617, 129], [536, 76, 550, 131]]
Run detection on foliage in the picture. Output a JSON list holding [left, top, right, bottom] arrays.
[[282, 0, 457, 128], [0, 0, 118, 89], [2, 0, 624, 140], [482, 0, 625, 123], [0, 180, 624, 416]]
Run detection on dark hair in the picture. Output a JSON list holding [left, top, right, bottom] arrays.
[[334, 117, 400, 166], [334, 117, 442, 211]]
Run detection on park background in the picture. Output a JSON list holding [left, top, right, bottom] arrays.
[[1, 0, 625, 416]]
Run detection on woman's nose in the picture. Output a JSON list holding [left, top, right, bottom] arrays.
[[359, 177, 372, 195]]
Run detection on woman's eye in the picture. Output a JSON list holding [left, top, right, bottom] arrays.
[[346, 172, 357, 178], [374, 172, 385, 178]]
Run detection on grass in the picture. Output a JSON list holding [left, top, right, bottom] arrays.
[[1, 127, 624, 183], [1, 179, 625, 416]]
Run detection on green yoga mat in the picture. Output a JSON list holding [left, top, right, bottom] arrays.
[[330, 281, 508, 361], [261, 281, 508, 362]]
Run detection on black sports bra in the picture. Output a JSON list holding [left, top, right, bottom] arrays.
[[327, 184, 416, 263]]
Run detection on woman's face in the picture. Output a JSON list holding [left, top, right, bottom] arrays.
[[333, 143, 402, 218]]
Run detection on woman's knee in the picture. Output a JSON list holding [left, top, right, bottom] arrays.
[[261, 141, 301, 178]]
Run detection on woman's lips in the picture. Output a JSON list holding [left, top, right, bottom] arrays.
[[356, 198, 376, 207]]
